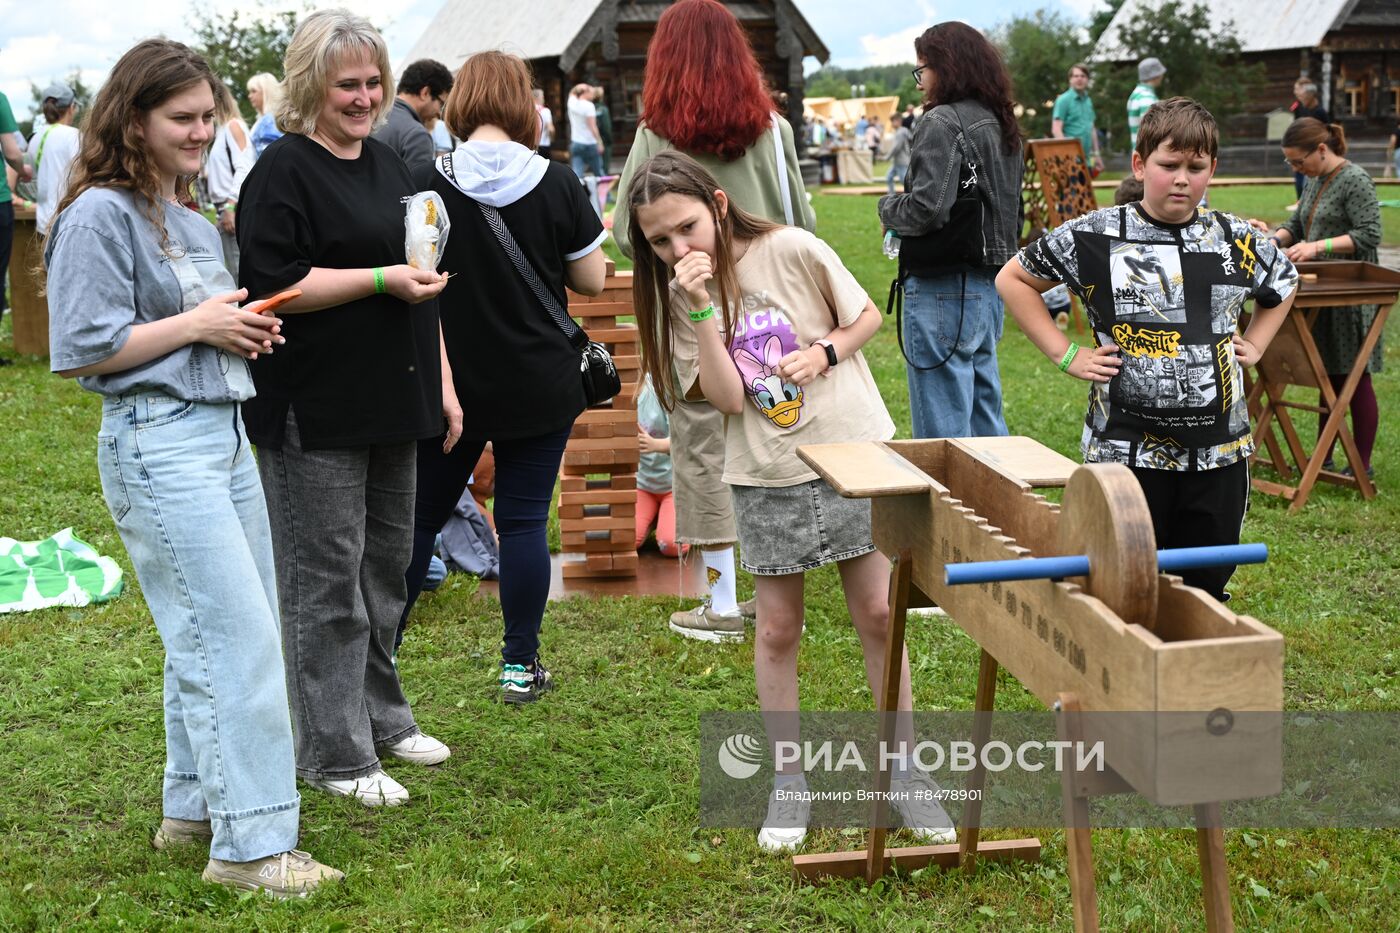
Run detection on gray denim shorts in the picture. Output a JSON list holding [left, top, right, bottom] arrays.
[[732, 479, 876, 576]]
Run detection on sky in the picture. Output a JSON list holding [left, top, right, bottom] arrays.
[[1, 0, 1105, 122]]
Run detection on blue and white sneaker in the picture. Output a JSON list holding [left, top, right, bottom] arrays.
[[500, 660, 554, 704]]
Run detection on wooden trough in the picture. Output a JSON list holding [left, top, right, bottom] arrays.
[[795, 436, 1284, 932]]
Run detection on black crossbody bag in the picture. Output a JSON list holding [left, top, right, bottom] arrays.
[[886, 103, 992, 371], [473, 197, 621, 407]]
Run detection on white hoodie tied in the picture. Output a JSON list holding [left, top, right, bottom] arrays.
[[437, 139, 549, 207]]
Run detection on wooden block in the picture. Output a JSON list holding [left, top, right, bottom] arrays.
[[574, 408, 637, 427], [561, 532, 633, 550], [558, 504, 584, 520], [559, 489, 637, 506], [950, 436, 1078, 488], [571, 516, 634, 532], [568, 436, 638, 451], [573, 301, 633, 318], [561, 561, 639, 579]]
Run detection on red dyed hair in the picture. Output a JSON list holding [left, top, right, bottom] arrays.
[[641, 0, 774, 161]]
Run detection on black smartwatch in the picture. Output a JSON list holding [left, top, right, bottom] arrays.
[[814, 339, 838, 370]]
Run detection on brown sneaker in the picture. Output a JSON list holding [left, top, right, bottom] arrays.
[[202, 849, 344, 898], [737, 597, 757, 620], [153, 817, 213, 850], [669, 604, 745, 643]]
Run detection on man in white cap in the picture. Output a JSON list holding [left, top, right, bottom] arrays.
[[1127, 58, 1166, 150]]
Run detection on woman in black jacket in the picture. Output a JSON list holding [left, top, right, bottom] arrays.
[[878, 22, 1023, 440]]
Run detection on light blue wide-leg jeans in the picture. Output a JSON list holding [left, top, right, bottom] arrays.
[[97, 394, 299, 862], [901, 267, 1009, 440]]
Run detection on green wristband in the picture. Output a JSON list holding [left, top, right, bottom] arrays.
[[373, 267, 387, 295], [1324, 237, 1334, 256], [1058, 342, 1080, 373], [689, 304, 715, 322]]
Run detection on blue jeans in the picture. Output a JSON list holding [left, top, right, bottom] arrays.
[[570, 142, 602, 179], [405, 426, 573, 664], [886, 163, 908, 196], [901, 268, 1009, 439], [97, 396, 298, 862]]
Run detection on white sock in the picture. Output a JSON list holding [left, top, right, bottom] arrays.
[[701, 546, 739, 615]]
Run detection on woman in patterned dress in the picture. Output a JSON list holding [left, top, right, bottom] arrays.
[[1260, 118, 1383, 477]]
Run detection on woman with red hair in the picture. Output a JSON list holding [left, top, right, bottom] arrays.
[[613, 0, 813, 644]]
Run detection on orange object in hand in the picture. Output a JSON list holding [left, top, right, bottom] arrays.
[[246, 289, 303, 315]]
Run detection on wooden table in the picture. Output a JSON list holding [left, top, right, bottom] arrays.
[[7, 205, 48, 356], [1246, 260, 1400, 512]]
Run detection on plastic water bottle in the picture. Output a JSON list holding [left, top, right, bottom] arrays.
[[883, 229, 901, 260]]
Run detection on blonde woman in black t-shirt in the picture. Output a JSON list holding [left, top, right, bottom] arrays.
[[237, 9, 450, 808]]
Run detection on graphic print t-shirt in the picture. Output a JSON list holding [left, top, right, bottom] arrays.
[[1018, 203, 1297, 470], [669, 227, 895, 487]]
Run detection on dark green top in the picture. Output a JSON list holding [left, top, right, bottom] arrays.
[[1281, 162, 1385, 373]]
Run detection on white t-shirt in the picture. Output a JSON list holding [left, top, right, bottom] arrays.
[[568, 96, 597, 146], [536, 105, 552, 146], [31, 123, 80, 235], [669, 227, 895, 487]]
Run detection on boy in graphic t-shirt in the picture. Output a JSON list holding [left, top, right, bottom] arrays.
[[997, 97, 1299, 601]]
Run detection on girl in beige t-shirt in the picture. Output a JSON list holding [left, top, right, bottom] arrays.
[[629, 151, 954, 854]]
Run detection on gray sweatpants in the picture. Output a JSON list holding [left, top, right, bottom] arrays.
[[257, 410, 420, 781]]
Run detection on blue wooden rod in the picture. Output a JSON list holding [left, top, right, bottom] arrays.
[[944, 543, 1268, 586]]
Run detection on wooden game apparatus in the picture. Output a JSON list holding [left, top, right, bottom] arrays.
[[559, 261, 643, 578], [1245, 260, 1399, 511], [794, 436, 1283, 932]]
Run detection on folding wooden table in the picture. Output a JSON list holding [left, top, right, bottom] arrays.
[[1246, 260, 1400, 512]]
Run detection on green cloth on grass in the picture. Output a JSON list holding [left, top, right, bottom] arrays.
[[0, 529, 123, 613]]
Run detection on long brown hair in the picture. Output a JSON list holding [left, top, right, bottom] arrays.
[[913, 22, 1021, 156], [49, 39, 221, 256], [626, 151, 781, 410]]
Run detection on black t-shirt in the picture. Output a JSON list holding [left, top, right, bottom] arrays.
[[237, 133, 441, 450], [414, 158, 604, 440], [1290, 101, 1332, 125]]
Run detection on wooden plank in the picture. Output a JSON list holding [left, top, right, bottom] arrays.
[[792, 839, 1041, 882], [561, 532, 633, 550], [559, 516, 634, 532], [560, 489, 638, 506], [574, 408, 638, 426], [797, 441, 935, 498], [573, 301, 633, 318], [1194, 804, 1235, 933], [950, 436, 1078, 487]]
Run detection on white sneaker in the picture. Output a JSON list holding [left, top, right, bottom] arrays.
[[889, 771, 957, 844], [756, 781, 811, 853], [307, 769, 409, 807], [381, 732, 451, 766]]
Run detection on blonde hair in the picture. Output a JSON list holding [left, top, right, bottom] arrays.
[[277, 8, 393, 137], [245, 72, 282, 116]]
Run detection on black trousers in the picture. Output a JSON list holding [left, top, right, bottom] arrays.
[[1130, 459, 1250, 602], [0, 200, 13, 314]]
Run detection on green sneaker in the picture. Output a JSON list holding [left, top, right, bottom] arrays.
[[153, 817, 213, 850], [500, 661, 554, 704], [203, 849, 343, 898]]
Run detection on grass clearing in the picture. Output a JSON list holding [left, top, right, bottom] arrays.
[[1, 191, 1397, 930]]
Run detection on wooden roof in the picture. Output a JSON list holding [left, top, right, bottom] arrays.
[[404, 0, 829, 73]]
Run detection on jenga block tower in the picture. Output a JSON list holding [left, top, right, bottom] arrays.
[[560, 261, 641, 578]]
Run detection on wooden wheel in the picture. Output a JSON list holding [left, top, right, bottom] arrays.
[[1057, 464, 1159, 629]]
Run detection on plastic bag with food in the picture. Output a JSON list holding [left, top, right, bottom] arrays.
[[405, 191, 450, 270]]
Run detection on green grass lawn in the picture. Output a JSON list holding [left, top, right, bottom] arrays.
[[2, 192, 1398, 930]]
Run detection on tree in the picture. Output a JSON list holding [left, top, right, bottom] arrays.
[[806, 67, 851, 100], [993, 9, 1091, 140], [187, 2, 307, 120], [1092, 0, 1263, 153]]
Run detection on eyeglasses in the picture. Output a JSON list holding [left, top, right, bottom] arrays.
[[1283, 146, 1320, 169], [911, 65, 927, 84]]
